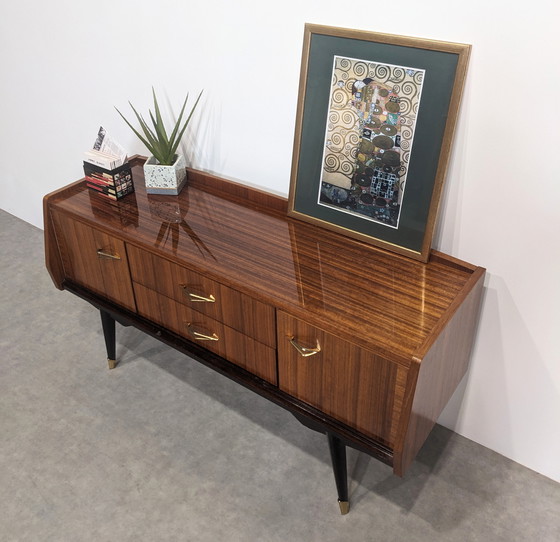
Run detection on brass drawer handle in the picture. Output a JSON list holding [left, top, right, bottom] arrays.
[[186, 323, 219, 341], [289, 337, 321, 357], [181, 285, 215, 303], [96, 249, 121, 260]]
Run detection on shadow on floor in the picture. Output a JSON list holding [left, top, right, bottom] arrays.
[[110, 320, 507, 533]]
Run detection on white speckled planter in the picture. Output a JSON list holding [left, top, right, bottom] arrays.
[[143, 154, 187, 195]]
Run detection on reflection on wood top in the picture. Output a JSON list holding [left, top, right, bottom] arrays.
[[46, 158, 484, 365]]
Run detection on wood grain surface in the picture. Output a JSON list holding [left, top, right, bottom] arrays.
[[44, 160, 479, 365], [52, 210, 136, 312], [127, 244, 276, 348], [134, 282, 277, 385], [277, 311, 408, 447], [43, 158, 486, 476]]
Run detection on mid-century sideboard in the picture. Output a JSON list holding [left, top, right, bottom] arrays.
[[44, 156, 485, 514]]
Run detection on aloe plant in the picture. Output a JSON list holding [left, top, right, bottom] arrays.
[[116, 88, 202, 166]]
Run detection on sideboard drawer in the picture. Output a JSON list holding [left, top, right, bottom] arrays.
[[135, 283, 277, 385], [277, 311, 407, 448], [127, 245, 276, 348]]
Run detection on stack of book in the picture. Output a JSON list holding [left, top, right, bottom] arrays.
[[83, 127, 134, 200]]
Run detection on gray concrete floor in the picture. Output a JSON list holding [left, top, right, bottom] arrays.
[[1, 208, 558, 542]]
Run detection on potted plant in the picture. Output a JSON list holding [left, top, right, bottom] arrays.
[[116, 88, 202, 195]]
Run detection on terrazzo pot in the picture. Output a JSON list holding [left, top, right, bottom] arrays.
[[143, 154, 187, 195]]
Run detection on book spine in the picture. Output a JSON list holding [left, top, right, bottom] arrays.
[[86, 178, 116, 193], [85, 176, 114, 188], [85, 171, 116, 184], [86, 183, 117, 200]]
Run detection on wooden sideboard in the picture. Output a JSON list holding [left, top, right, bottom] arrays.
[[44, 156, 485, 514]]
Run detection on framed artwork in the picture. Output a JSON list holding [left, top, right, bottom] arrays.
[[288, 24, 471, 262]]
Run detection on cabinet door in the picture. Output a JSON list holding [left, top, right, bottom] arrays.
[[277, 311, 407, 448], [53, 212, 136, 312]]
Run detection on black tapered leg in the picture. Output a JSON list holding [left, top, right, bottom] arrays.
[[327, 432, 350, 514], [100, 310, 117, 369]]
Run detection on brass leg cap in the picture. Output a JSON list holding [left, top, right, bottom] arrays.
[[107, 358, 117, 370], [338, 500, 350, 515]]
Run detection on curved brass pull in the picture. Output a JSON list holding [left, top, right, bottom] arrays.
[[181, 285, 215, 303], [186, 323, 219, 341], [289, 337, 321, 357], [96, 249, 121, 260]]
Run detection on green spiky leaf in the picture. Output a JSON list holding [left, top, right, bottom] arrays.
[[116, 89, 203, 165]]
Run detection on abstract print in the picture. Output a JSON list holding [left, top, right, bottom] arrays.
[[319, 56, 424, 228]]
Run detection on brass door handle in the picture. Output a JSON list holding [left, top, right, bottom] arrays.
[[181, 285, 215, 303], [186, 323, 219, 341], [289, 337, 321, 357], [96, 249, 121, 260]]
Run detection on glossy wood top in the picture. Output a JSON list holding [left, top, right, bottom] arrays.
[[44, 157, 484, 365]]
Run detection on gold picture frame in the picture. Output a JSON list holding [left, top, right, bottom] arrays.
[[288, 24, 471, 262]]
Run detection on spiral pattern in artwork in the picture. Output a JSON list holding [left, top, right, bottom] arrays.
[[319, 55, 425, 228]]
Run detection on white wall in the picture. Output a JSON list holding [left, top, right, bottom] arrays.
[[1, 1, 558, 482]]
